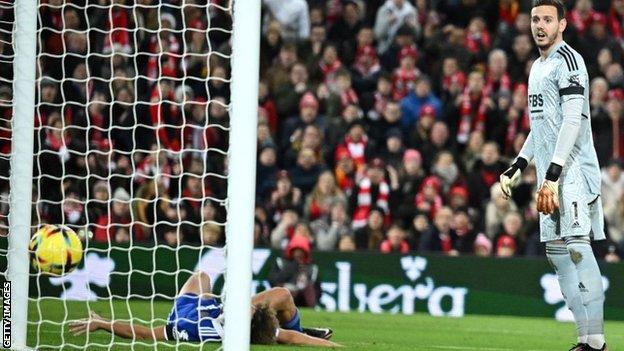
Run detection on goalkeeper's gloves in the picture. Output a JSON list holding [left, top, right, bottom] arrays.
[[499, 157, 528, 199], [537, 163, 562, 215]]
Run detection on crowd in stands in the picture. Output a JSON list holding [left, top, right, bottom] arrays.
[[0, 0, 623, 263]]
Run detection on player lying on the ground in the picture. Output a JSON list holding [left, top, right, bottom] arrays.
[[69, 271, 341, 347]]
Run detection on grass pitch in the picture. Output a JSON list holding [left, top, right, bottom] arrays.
[[27, 299, 624, 350]]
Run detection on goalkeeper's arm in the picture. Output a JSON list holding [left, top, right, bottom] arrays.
[[500, 131, 534, 199], [69, 311, 167, 340]]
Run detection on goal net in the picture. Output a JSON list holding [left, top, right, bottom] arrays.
[[2, 0, 259, 349]]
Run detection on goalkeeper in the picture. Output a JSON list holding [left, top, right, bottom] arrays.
[[500, 1, 607, 350], [70, 271, 340, 347]]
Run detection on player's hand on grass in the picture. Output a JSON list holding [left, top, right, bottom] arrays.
[[69, 311, 107, 336], [536, 180, 559, 215]]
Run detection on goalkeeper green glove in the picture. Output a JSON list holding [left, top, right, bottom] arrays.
[[499, 157, 528, 199]]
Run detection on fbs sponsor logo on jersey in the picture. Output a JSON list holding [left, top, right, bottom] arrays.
[[540, 273, 609, 322], [528, 94, 543, 108]]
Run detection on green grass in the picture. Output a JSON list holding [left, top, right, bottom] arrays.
[[27, 299, 624, 350]]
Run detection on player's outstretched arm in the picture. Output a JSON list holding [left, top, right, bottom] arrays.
[[277, 328, 342, 347], [69, 311, 167, 341]]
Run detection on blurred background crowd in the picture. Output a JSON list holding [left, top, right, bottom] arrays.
[[0, 0, 624, 268]]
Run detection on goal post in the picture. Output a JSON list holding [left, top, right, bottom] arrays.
[[223, 0, 261, 350], [8, 0, 37, 349], [3, 0, 261, 349]]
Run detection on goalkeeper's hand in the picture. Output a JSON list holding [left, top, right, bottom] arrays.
[[536, 179, 559, 215], [500, 157, 528, 199]]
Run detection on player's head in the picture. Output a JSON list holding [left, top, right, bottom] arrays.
[[250, 303, 279, 344], [531, 0, 567, 52]]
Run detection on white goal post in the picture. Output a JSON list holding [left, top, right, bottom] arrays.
[[223, 0, 260, 350], [4, 0, 261, 350], [8, 0, 37, 349]]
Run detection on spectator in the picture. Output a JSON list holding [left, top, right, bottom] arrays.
[[473, 233, 492, 257], [310, 200, 351, 251], [602, 160, 624, 245], [407, 212, 430, 250], [266, 171, 303, 224], [418, 206, 456, 254], [325, 69, 359, 120], [256, 146, 280, 202], [289, 147, 325, 196], [354, 207, 385, 250], [508, 34, 534, 84], [270, 209, 300, 249], [379, 128, 405, 170], [282, 92, 326, 153], [452, 210, 478, 254], [455, 71, 492, 146], [368, 100, 403, 145], [268, 234, 320, 307], [299, 24, 326, 70], [391, 149, 424, 222], [392, 45, 421, 100], [304, 170, 347, 221], [274, 63, 312, 120], [332, 147, 356, 195], [351, 44, 382, 96], [265, 43, 299, 94], [400, 76, 442, 130], [421, 121, 456, 171], [361, 73, 393, 121], [350, 158, 391, 228], [431, 150, 465, 197], [338, 234, 357, 252], [262, 0, 310, 41], [414, 175, 443, 221], [380, 224, 410, 254], [495, 234, 516, 258], [201, 223, 223, 247], [485, 183, 518, 239], [327, 0, 364, 65], [408, 104, 436, 149], [374, 0, 419, 54], [468, 141, 507, 209]]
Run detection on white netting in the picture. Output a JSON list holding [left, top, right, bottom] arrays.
[[24, 0, 234, 349]]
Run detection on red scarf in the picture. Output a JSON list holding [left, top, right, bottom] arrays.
[[609, 7, 623, 40], [414, 192, 443, 220], [380, 239, 410, 254], [342, 134, 368, 170], [442, 71, 466, 92], [340, 88, 359, 108], [464, 30, 491, 53], [458, 87, 488, 144], [352, 177, 390, 228], [568, 9, 595, 36], [486, 72, 511, 96], [319, 59, 342, 84], [392, 67, 419, 100], [505, 108, 529, 153], [103, 7, 130, 52]]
